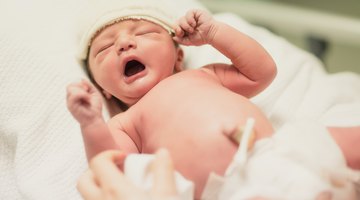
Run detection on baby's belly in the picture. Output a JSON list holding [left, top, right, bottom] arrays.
[[141, 116, 240, 198], [133, 71, 274, 197], [138, 82, 274, 152], [136, 92, 273, 197]]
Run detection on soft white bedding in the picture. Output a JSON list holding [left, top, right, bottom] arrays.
[[0, 0, 359, 199], [185, 13, 360, 129], [219, 120, 359, 200]]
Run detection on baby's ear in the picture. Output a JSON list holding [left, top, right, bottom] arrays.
[[174, 47, 184, 73]]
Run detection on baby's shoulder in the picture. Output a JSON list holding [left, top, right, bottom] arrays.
[[108, 113, 125, 128], [108, 111, 137, 131], [175, 65, 218, 80]]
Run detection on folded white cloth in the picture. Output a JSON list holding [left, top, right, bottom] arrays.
[[124, 154, 194, 199], [123, 120, 360, 200], [218, 120, 360, 200]]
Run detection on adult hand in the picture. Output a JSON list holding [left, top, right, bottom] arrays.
[[77, 149, 179, 200]]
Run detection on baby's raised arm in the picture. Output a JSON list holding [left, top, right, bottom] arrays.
[[174, 10, 277, 97], [66, 80, 137, 161]]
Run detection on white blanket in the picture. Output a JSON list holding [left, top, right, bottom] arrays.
[[185, 13, 360, 128], [0, 1, 359, 200], [122, 121, 360, 200], [219, 120, 359, 200]]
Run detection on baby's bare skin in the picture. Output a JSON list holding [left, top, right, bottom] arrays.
[[67, 9, 360, 199], [67, 9, 278, 199], [68, 8, 360, 200], [110, 68, 274, 196]]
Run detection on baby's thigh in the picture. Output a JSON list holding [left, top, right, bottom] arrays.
[[328, 126, 360, 169]]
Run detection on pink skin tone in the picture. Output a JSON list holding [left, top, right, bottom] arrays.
[[87, 19, 183, 106], [77, 150, 335, 200], [67, 10, 360, 199], [77, 149, 178, 200]]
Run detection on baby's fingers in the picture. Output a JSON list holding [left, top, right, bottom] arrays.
[[67, 84, 88, 98], [174, 25, 184, 38], [173, 27, 191, 46], [185, 10, 197, 29], [80, 79, 98, 93], [66, 84, 92, 106], [177, 14, 195, 34]]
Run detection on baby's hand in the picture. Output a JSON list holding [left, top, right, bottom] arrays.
[[173, 9, 218, 46], [66, 79, 103, 126]]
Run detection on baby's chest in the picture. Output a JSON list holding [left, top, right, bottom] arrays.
[[131, 72, 249, 151], [133, 101, 243, 153]]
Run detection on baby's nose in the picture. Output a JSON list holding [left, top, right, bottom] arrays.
[[116, 35, 136, 53]]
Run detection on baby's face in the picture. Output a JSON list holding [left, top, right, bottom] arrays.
[[88, 19, 182, 106]]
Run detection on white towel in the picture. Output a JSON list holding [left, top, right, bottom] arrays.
[[124, 154, 194, 199], [219, 120, 359, 200]]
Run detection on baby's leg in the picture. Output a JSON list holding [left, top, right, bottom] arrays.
[[328, 126, 360, 169]]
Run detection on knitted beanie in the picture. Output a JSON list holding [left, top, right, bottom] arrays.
[[77, 0, 178, 62]]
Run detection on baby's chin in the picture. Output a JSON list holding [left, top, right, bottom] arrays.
[[117, 83, 155, 106]]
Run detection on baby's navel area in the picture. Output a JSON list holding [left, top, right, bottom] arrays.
[[129, 70, 274, 199]]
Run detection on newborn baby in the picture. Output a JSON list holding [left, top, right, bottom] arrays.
[[67, 1, 276, 198]]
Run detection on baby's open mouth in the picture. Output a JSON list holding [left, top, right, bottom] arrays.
[[124, 60, 145, 77]]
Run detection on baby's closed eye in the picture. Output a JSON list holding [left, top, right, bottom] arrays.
[[136, 30, 159, 36], [97, 43, 114, 55], [135, 26, 161, 36]]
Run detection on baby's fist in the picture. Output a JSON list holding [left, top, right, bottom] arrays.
[[173, 9, 217, 46], [66, 79, 103, 125]]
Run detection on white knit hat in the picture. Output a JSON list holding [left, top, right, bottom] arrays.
[[77, 0, 178, 62]]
